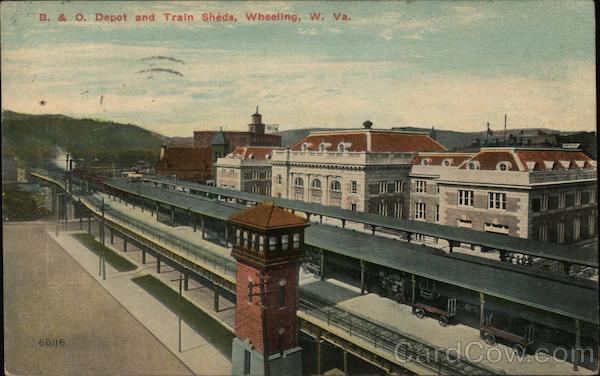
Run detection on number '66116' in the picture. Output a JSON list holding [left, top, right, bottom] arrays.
[[39, 339, 65, 347]]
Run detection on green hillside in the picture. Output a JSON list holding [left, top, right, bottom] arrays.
[[1, 111, 166, 166]]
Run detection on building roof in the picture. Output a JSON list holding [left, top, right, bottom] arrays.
[[290, 130, 446, 153], [228, 146, 286, 160], [211, 129, 228, 145], [155, 147, 212, 173], [457, 147, 595, 171], [142, 176, 598, 268], [413, 152, 476, 166], [228, 202, 308, 230]]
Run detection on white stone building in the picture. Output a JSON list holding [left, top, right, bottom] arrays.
[[270, 123, 446, 217]]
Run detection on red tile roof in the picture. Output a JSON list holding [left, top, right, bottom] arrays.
[[413, 152, 475, 166], [229, 146, 286, 160], [228, 202, 309, 230], [290, 130, 446, 153], [457, 148, 594, 171]]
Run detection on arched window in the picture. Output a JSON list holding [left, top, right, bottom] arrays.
[[496, 161, 512, 171], [442, 159, 453, 167], [467, 161, 480, 170], [330, 180, 341, 192], [312, 179, 321, 189], [319, 143, 327, 152], [294, 177, 304, 187], [338, 143, 346, 152], [421, 158, 431, 166], [301, 143, 309, 151]]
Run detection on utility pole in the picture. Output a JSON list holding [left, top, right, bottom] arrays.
[[170, 273, 184, 353], [101, 197, 106, 280], [504, 114, 507, 144], [259, 270, 270, 376]]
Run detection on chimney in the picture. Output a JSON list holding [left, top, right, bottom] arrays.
[[160, 145, 167, 160]]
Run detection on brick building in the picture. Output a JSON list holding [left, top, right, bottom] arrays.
[[410, 147, 597, 243], [193, 108, 281, 149], [270, 121, 446, 218], [154, 145, 212, 183], [155, 109, 282, 183], [216, 146, 285, 195]]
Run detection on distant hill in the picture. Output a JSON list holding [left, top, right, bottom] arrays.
[[1, 110, 166, 165]]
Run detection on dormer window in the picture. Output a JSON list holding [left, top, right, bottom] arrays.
[[301, 143, 309, 151], [337, 143, 346, 152], [442, 159, 453, 167], [496, 161, 512, 171], [319, 143, 327, 152], [421, 158, 432, 166], [467, 161, 480, 170], [248, 154, 254, 160]]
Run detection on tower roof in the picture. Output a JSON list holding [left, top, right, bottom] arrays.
[[228, 202, 308, 230], [211, 128, 227, 145]]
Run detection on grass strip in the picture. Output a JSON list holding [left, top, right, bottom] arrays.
[[132, 274, 234, 359], [73, 233, 137, 272]]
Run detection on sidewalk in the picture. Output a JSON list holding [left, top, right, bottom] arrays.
[[51, 230, 231, 375]]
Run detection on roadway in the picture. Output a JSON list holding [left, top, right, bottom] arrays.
[[2, 221, 193, 375]]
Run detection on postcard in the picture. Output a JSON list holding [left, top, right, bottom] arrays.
[[2, 1, 598, 375]]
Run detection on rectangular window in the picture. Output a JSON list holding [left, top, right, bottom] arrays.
[[414, 202, 425, 220], [575, 190, 582, 206], [557, 221, 565, 243], [538, 224, 548, 241], [293, 233, 300, 249], [394, 201, 402, 218], [457, 219, 472, 228], [589, 214, 596, 236], [541, 194, 549, 211], [581, 191, 590, 205], [278, 285, 286, 307], [488, 192, 507, 210], [243, 231, 249, 248], [435, 204, 439, 223], [532, 198, 541, 212], [566, 193, 575, 207], [252, 170, 259, 180], [548, 195, 558, 210], [458, 190, 474, 207], [281, 235, 289, 251], [378, 201, 387, 216], [436, 184, 440, 195], [558, 192, 566, 208], [484, 223, 509, 235], [591, 188, 597, 203], [235, 228, 241, 245], [258, 235, 265, 253], [379, 181, 388, 194], [247, 282, 254, 304], [574, 217, 581, 241], [269, 236, 277, 251], [351, 180, 357, 193], [394, 180, 402, 193], [350, 203, 357, 211], [250, 233, 257, 250], [244, 350, 251, 375], [415, 180, 426, 193], [277, 174, 282, 184]]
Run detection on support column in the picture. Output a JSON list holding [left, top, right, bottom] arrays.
[[184, 272, 189, 291], [479, 293, 485, 336], [171, 206, 175, 227], [193, 216, 197, 232], [407, 232, 412, 243], [563, 261, 571, 275], [123, 238, 128, 252], [371, 225, 376, 235], [79, 206, 83, 230], [320, 249, 325, 281], [411, 275, 416, 306], [157, 256, 161, 273], [213, 283, 220, 312], [343, 347, 348, 376], [360, 260, 366, 295], [574, 319, 581, 371], [201, 216, 206, 239], [110, 229, 114, 244], [341, 219, 346, 229], [63, 195, 68, 230], [87, 214, 91, 234], [224, 225, 229, 248], [142, 250, 146, 264], [316, 329, 322, 376]]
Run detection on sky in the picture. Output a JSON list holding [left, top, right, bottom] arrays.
[[1, 1, 596, 137]]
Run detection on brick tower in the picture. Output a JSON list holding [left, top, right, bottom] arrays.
[[228, 202, 309, 376]]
